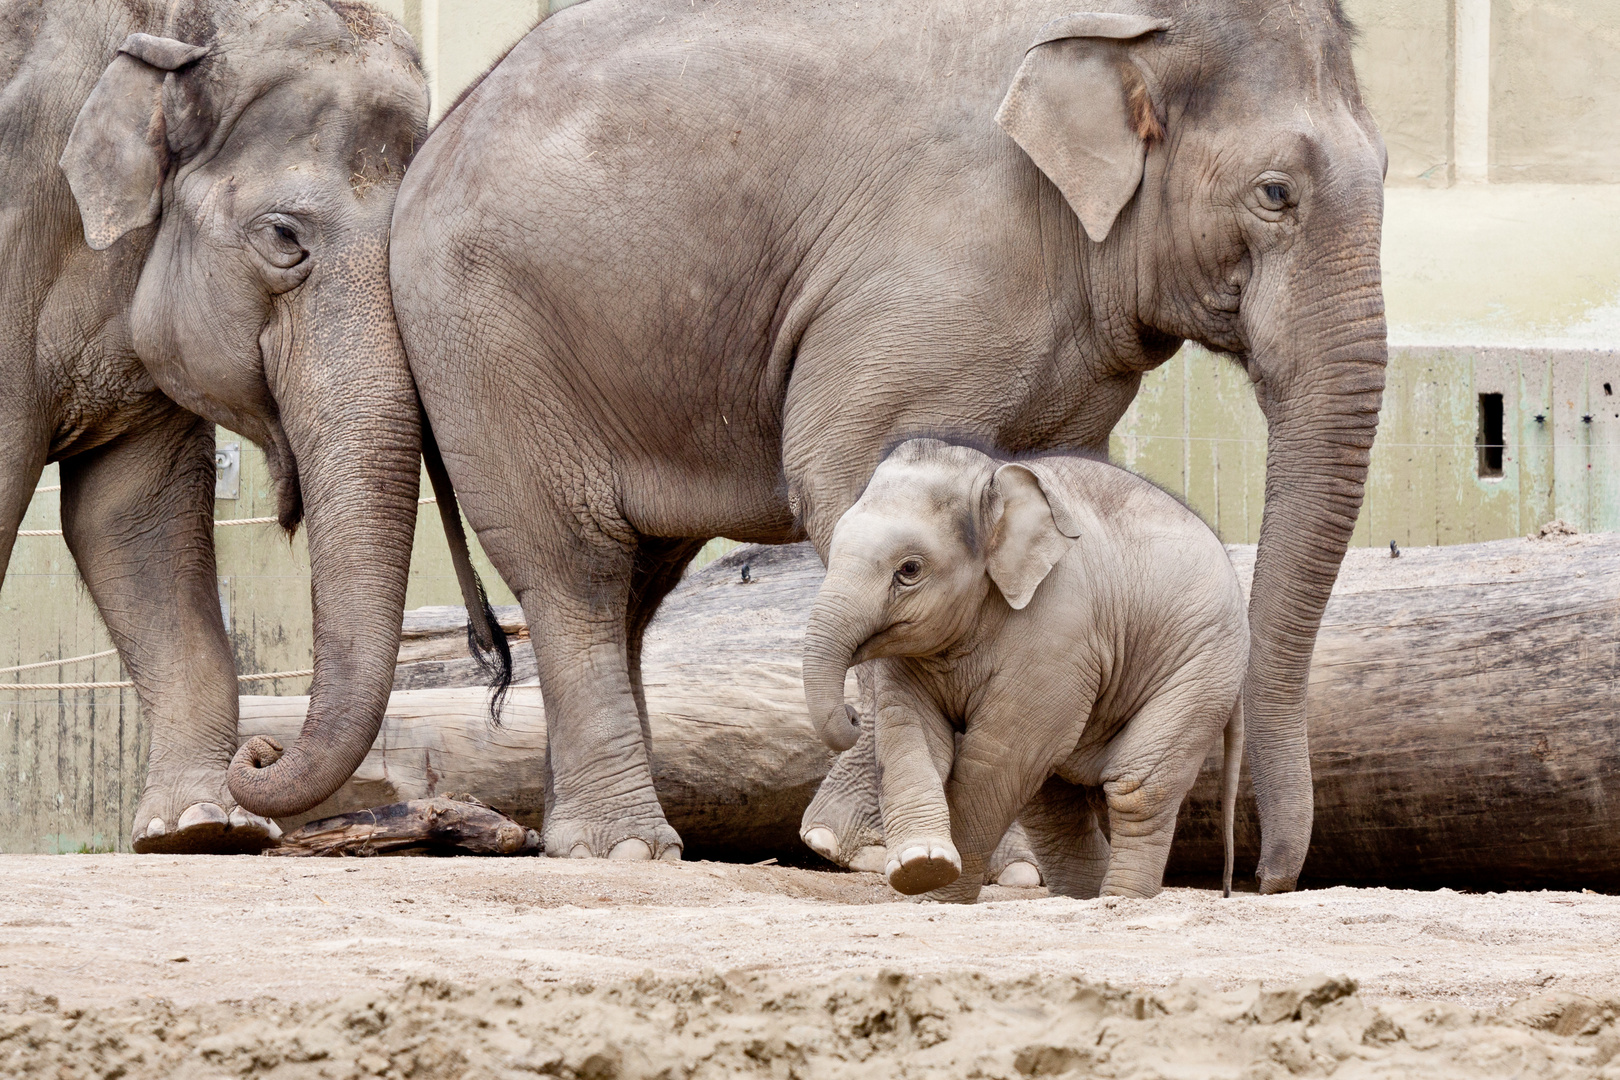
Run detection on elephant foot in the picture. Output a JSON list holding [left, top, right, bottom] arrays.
[[987, 820, 1044, 887], [565, 838, 682, 862], [885, 838, 962, 895], [801, 827, 886, 874], [994, 861, 1043, 886], [800, 718, 885, 869], [545, 802, 683, 862], [131, 771, 282, 855], [1258, 874, 1297, 895]]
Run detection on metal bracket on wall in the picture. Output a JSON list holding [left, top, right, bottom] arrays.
[[215, 443, 240, 499]]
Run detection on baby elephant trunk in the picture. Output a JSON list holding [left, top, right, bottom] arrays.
[[803, 577, 888, 752], [1222, 699, 1246, 898]]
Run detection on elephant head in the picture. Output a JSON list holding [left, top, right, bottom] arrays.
[[58, 1, 431, 817], [804, 440, 1080, 751], [994, 1, 1387, 891]]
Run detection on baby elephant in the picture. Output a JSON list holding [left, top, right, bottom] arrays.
[[804, 439, 1245, 901]]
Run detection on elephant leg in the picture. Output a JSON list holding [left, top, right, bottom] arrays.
[[927, 720, 1070, 905], [59, 411, 277, 854], [524, 529, 683, 862], [1019, 776, 1110, 898], [620, 535, 706, 861], [872, 672, 959, 895], [1098, 687, 1233, 898], [800, 663, 887, 873]]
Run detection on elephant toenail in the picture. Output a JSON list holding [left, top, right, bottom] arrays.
[[607, 838, 654, 861], [228, 807, 281, 840], [568, 844, 594, 858], [657, 845, 683, 862], [996, 861, 1043, 887], [145, 818, 168, 838], [177, 803, 228, 831], [802, 827, 839, 861]]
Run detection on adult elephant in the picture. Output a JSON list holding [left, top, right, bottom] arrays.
[[0, 0, 504, 852], [378, 0, 1386, 889]]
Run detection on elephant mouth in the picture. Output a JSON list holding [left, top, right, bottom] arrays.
[[259, 426, 305, 532]]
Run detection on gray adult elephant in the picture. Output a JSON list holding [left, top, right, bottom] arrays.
[[381, 0, 1384, 888], [0, 0, 503, 852]]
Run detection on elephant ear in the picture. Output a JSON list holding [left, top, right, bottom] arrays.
[[995, 12, 1170, 243], [60, 33, 210, 251], [986, 464, 1080, 611]]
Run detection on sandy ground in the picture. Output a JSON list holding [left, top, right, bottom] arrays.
[[3, 854, 1620, 1077]]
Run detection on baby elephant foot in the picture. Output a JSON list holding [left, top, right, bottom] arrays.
[[885, 837, 962, 895], [994, 861, 1043, 886], [987, 821, 1044, 887], [802, 828, 888, 874]]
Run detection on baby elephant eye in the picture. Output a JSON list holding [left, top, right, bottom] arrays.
[[895, 559, 924, 584]]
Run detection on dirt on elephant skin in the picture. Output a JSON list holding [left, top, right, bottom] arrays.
[[4, 968, 1620, 1079]]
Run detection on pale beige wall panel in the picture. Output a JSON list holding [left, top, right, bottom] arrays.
[[1491, 0, 1620, 183], [1343, 0, 1454, 186]]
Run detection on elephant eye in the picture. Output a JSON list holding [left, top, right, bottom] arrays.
[[895, 558, 924, 585], [250, 214, 309, 271], [1255, 176, 1295, 213]]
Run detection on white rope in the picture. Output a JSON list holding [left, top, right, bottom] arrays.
[[0, 648, 119, 675], [15, 496, 440, 539], [4, 667, 316, 692]]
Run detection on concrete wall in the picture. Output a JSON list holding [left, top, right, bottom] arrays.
[[371, 0, 1620, 183]]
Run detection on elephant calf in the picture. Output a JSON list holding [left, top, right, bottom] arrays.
[[804, 439, 1244, 901]]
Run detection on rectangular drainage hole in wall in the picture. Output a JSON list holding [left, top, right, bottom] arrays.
[[1477, 392, 1504, 478]]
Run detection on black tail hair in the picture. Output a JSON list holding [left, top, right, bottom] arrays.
[[420, 403, 513, 722]]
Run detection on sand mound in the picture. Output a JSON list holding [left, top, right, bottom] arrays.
[[6, 969, 1618, 1079]]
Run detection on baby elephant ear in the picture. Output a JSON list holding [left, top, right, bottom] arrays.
[[59, 34, 209, 251], [986, 464, 1078, 610], [995, 12, 1170, 243]]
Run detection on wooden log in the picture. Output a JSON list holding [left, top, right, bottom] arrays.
[[241, 545, 837, 859], [269, 796, 541, 858], [1170, 530, 1620, 890], [243, 533, 1620, 886]]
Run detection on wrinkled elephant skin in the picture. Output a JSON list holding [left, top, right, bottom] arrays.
[[391, 0, 1386, 884], [0, 1, 429, 852]]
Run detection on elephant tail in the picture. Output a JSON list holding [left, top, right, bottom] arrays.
[[1222, 697, 1245, 899], [421, 403, 514, 721]]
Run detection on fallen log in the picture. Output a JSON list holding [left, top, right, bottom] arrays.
[[242, 544, 836, 860], [242, 532, 1620, 888], [1173, 529, 1620, 890], [269, 796, 541, 858]]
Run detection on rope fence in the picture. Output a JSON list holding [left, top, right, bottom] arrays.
[[15, 495, 439, 538], [5, 668, 316, 693], [6, 490, 442, 688]]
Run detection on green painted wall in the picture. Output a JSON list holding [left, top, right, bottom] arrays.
[[1114, 345, 1620, 548]]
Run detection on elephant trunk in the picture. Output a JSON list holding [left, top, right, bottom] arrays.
[[228, 245, 421, 819], [803, 574, 888, 752], [1244, 256, 1387, 894]]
